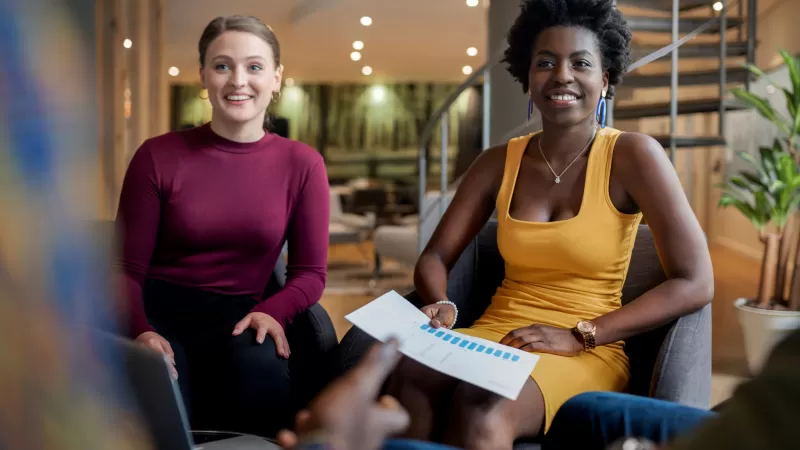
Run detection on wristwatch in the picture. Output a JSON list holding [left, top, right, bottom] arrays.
[[574, 320, 597, 351]]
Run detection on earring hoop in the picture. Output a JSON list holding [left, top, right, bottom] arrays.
[[596, 90, 607, 129], [527, 96, 534, 121], [272, 90, 282, 102]]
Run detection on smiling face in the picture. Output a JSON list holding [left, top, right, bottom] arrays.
[[528, 26, 609, 127], [200, 30, 282, 132]]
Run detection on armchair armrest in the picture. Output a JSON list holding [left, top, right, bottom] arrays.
[[649, 303, 712, 409], [287, 303, 338, 410]]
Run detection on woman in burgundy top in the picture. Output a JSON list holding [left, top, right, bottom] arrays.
[[115, 15, 329, 436]]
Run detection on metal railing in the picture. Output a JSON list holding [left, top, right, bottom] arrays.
[[415, 0, 756, 255]]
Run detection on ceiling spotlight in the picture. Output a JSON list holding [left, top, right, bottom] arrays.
[[712, 1, 723, 11], [123, 38, 132, 49], [350, 51, 362, 61], [353, 40, 364, 50], [466, 0, 479, 7], [168, 66, 180, 77], [462, 65, 473, 75], [285, 78, 295, 87], [467, 47, 478, 56], [360, 16, 372, 26], [362, 66, 373, 76]]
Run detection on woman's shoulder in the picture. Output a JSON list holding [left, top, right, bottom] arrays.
[[611, 131, 667, 172], [269, 135, 324, 172]]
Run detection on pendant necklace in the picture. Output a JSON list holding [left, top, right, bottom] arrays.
[[537, 126, 598, 184]]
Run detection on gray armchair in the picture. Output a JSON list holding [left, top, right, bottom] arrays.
[[334, 220, 711, 446]]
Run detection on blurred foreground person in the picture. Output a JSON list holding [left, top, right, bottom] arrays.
[[0, 1, 152, 449]]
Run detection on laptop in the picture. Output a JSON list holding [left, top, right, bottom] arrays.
[[108, 334, 281, 450]]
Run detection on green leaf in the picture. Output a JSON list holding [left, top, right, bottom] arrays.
[[740, 171, 769, 190], [737, 150, 759, 167], [731, 88, 793, 137], [770, 179, 786, 193], [778, 49, 800, 102]]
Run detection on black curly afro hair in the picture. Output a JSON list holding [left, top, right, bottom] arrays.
[[502, 0, 632, 99]]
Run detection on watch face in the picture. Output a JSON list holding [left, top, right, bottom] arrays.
[[577, 321, 595, 333]]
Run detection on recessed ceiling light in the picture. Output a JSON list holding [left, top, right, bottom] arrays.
[[168, 66, 180, 77], [123, 38, 132, 49], [712, 1, 723, 11], [466, 0, 479, 7], [353, 41, 364, 50], [350, 51, 362, 61], [467, 47, 478, 56], [462, 65, 473, 75], [362, 66, 373, 76], [360, 16, 372, 26], [285, 78, 295, 87]]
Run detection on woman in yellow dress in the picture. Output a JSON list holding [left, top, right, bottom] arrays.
[[385, 1, 714, 449]]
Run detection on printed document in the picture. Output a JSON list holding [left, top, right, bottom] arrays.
[[345, 291, 539, 400]]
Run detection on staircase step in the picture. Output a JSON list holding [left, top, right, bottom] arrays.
[[627, 15, 742, 33], [617, 0, 727, 12], [623, 67, 750, 88], [651, 135, 727, 148], [631, 41, 748, 61], [614, 98, 748, 120]]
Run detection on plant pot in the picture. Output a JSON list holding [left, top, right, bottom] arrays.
[[734, 298, 800, 373]]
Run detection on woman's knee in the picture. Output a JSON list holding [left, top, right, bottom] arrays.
[[449, 383, 516, 449], [227, 332, 290, 388]]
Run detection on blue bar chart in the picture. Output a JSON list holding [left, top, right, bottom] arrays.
[[420, 324, 521, 362], [345, 290, 539, 400]]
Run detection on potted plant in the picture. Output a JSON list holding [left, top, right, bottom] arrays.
[[719, 49, 800, 373]]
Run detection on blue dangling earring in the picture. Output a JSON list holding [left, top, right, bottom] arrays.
[[527, 95, 534, 120], [596, 89, 607, 128]]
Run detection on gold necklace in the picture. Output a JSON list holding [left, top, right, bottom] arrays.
[[537, 127, 598, 184]]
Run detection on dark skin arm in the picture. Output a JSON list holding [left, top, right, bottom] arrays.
[[414, 146, 506, 326], [502, 132, 714, 354], [591, 132, 714, 345]]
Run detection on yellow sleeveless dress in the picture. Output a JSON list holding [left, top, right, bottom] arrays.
[[455, 127, 642, 432]]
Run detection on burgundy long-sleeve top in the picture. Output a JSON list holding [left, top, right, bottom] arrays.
[[116, 124, 329, 338]]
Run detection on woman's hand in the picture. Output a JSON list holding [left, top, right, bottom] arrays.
[[421, 303, 456, 329], [500, 324, 583, 356], [232, 312, 291, 359], [277, 340, 409, 450], [135, 331, 178, 379]]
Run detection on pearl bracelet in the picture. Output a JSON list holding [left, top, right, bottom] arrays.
[[435, 300, 458, 328]]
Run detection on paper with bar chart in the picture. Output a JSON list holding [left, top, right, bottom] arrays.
[[344, 291, 539, 400]]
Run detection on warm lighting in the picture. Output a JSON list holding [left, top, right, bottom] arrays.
[[168, 66, 180, 77], [462, 65, 473, 75], [466, 0, 479, 7], [369, 85, 386, 104], [285, 78, 295, 87], [360, 16, 372, 26], [350, 51, 362, 61], [353, 40, 364, 50], [123, 38, 132, 49], [712, 1, 723, 11], [467, 47, 478, 56], [362, 66, 373, 76]]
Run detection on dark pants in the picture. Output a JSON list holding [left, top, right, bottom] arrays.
[[543, 392, 717, 449], [144, 279, 291, 438]]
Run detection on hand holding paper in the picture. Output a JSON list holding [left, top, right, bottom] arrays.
[[345, 291, 539, 400]]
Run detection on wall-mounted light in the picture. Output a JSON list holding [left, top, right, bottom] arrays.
[[123, 38, 132, 49], [712, 1, 723, 11], [351, 51, 362, 61], [466, 0, 479, 7], [362, 66, 373, 76], [462, 65, 473, 75], [168, 66, 180, 77], [360, 16, 372, 26], [467, 47, 478, 56], [353, 41, 364, 50]]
